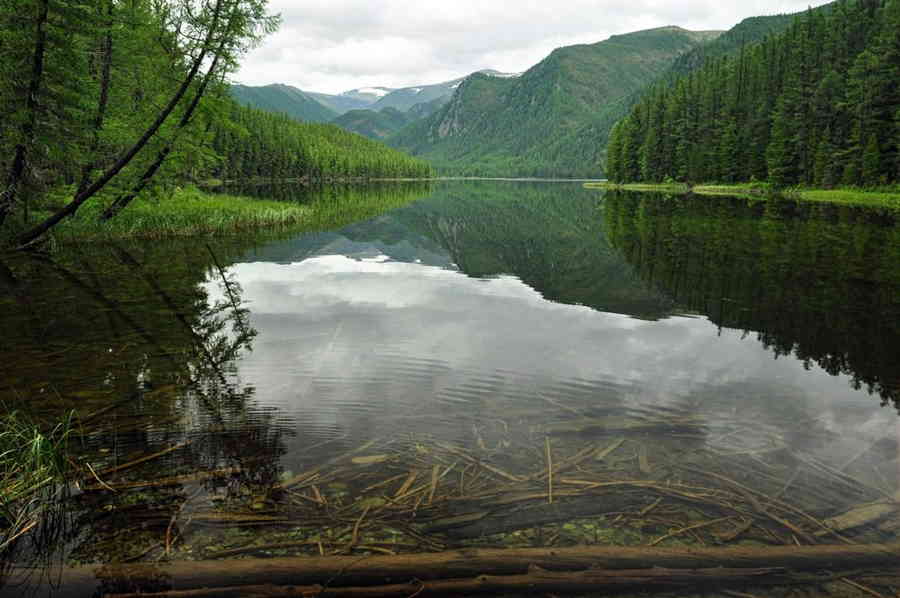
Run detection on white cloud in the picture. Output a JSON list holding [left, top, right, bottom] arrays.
[[203, 253, 892, 458], [235, 0, 833, 94]]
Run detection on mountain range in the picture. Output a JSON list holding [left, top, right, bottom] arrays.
[[391, 26, 725, 177], [231, 12, 804, 177], [230, 70, 520, 129]]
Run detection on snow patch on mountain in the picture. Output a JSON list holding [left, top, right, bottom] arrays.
[[356, 87, 390, 97]]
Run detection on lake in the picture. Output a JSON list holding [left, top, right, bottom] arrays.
[[2, 181, 900, 596]]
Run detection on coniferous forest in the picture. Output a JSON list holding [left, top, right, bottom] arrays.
[[605, 0, 900, 187], [0, 0, 430, 247], [210, 103, 433, 181]]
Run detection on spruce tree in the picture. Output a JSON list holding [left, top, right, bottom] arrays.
[[766, 98, 796, 188], [861, 134, 881, 186]]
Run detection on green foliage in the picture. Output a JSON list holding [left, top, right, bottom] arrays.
[[35, 182, 434, 241], [40, 186, 311, 241], [210, 102, 433, 181], [0, 0, 282, 241], [609, 0, 900, 188], [0, 0, 430, 246]]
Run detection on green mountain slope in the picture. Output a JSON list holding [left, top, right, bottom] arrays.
[[332, 107, 413, 140], [230, 84, 337, 123], [390, 27, 720, 178], [329, 73, 519, 140], [370, 71, 518, 113], [668, 13, 799, 76]]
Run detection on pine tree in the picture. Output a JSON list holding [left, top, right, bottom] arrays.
[[605, 123, 623, 182], [813, 129, 838, 188], [861, 134, 881, 186], [895, 108, 900, 179], [717, 117, 740, 183], [607, 0, 899, 188], [766, 98, 797, 188]]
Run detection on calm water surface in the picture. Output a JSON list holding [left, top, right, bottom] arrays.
[[3, 182, 900, 595]]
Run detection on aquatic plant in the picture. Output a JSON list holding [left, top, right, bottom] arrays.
[[0, 409, 75, 551]]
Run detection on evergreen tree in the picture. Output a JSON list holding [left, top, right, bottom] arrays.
[[767, 98, 797, 188], [607, 0, 900, 188], [861, 133, 882, 186]]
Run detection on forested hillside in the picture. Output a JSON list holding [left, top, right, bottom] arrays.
[[211, 103, 433, 180], [0, 0, 431, 246], [606, 0, 900, 187], [332, 108, 413, 140], [391, 27, 721, 177], [231, 84, 337, 123], [667, 14, 798, 76]]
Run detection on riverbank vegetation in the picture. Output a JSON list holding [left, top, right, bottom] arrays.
[[34, 187, 311, 242], [15, 182, 433, 243], [586, 182, 900, 209], [606, 0, 900, 190], [0, 0, 431, 250]]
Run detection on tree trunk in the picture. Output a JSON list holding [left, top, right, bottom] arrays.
[[75, 0, 115, 197], [0, 0, 50, 230], [6, 542, 900, 598], [105, 567, 803, 598], [99, 48, 224, 222], [12, 0, 225, 248]]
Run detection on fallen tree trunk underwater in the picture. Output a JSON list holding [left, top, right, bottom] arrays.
[[6, 542, 900, 597]]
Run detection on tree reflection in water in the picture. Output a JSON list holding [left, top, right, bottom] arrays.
[[0, 241, 291, 570]]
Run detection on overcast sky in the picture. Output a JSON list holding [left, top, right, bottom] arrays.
[[235, 1, 833, 95]]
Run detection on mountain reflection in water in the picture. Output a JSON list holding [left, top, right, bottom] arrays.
[[2, 182, 899, 596]]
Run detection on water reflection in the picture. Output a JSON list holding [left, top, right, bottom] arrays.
[[1, 182, 899, 595], [224, 182, 898, 477], [604, 191, 900, 408], [1, 240, 292, 569]]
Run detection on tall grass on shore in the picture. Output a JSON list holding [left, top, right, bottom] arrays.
[[13, 182, 434, 245], [1, 410, 75, 552], [33, 187, 312, 242]]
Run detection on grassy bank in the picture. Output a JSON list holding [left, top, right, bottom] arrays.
[[10, 182, 434, 244], [585, 182, 900, 210], [584, 182, 690, 193], [35, 187, 311, 242]]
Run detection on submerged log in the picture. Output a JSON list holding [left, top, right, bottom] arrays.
[[5, 543, 900, 597], [105, 567, 797, 597], [423, 493, 644, 538], [815, 491, 900, 536]]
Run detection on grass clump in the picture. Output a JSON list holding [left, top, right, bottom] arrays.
[[1, 410, 75, 551], [41, 186, 311, 242]]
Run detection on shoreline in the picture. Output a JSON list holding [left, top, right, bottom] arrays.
[[584, 182, 900, 210]]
